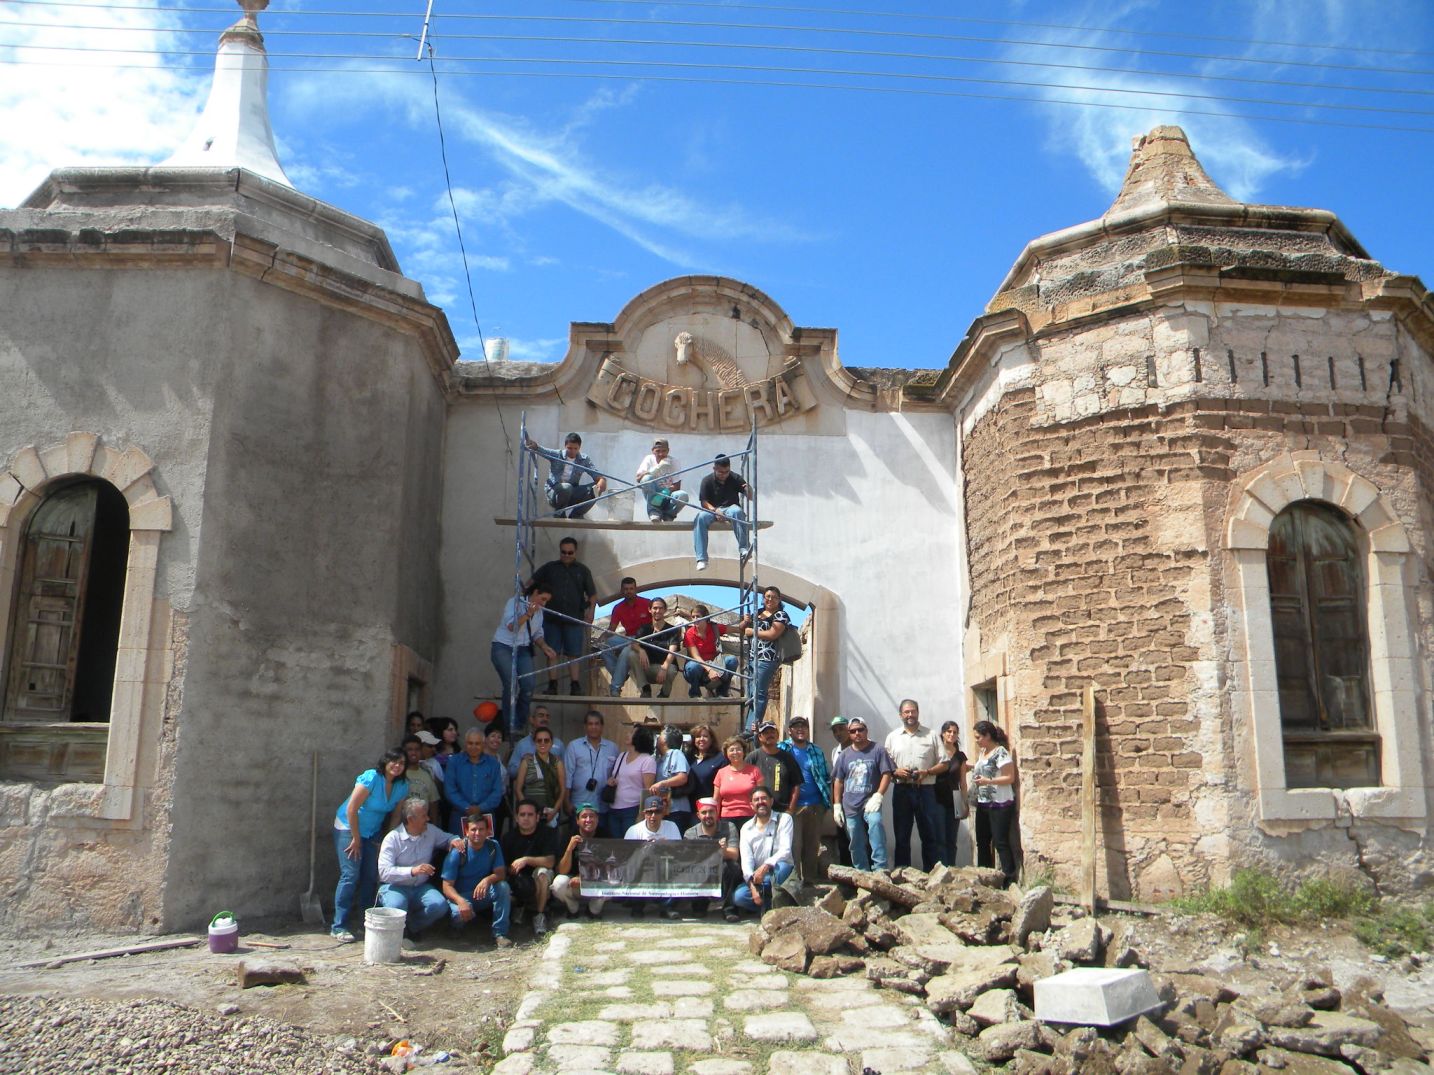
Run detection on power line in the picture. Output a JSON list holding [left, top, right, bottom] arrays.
[[6, 0, 1434, 78], [561, 0, 1434, 62], [6, 54, 1432, 136], [10, 41, 1433, 119], [8, 19, 1432, 100]]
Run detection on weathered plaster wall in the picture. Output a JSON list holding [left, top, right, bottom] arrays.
[[0, 266, 218, 931], [960, 299, 1434, 898], [163, 276, 447, 927]]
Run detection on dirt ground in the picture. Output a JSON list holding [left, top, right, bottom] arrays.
[[4, 908, 1434, 1070], [0, 918, 535, 1070]]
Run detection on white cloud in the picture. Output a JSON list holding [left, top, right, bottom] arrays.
[[288, 70, 809, 264], [1007, 1, 1312, 204], [503, 335, 568, 362], [0, 1, 207, 207]]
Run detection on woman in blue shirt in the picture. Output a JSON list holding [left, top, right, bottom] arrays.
[[330, 749, 409, 942], [491, 582, 558, 735]]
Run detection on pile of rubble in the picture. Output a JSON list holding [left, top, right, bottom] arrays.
[[750, 864, 1430, 1073]]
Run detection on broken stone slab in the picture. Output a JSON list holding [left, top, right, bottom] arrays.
[[968, 988, 1024, 1027], [939, 908, 1007, 946], [1011, 886, 1053, 947], [236, 960, 306, 989], [761, 907, 856, 955], [1240, 994, 1314, 1028], [806, 954, 863, 978], [1051, 918, 1110, 964], [1265, 1011, 1383, 1057], [894, 913, 962, 949], [1034, 967, 1163, 1027], [976, 1020, 1047, 1063], [925, 963, 1020, 1014], [760, 931, 809, 974], [1253, 1046, 1359, 1073]]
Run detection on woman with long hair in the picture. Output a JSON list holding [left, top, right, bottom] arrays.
[[606, 724, 657, 835], [329, 748, 409, 942], [933, 720, 969, 868], [738, 586, 790, 733], [688, 724, 726, 804], [711, 736, 760, 830], [970, 720, 1017, 886], [429, 717, 460, 772]]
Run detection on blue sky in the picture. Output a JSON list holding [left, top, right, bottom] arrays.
[[3, 0, 1432, 370]]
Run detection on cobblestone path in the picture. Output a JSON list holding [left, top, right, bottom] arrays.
[[492, 920, 978, 1075]]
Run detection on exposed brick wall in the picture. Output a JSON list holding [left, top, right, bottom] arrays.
[[964, 386, 1431, 896]]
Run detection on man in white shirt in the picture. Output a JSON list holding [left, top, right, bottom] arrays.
[[733, 786, 795, 914], [377, 798, 465, 938], [625, 795, 682, 920], [882, 698, 948, 871]]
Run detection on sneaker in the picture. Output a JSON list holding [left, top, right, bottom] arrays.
[[649, 512, 662, 522], [570, 681, 583, 696], [546, 680, 559, 696], [688, 685, 701, 698], [330, 928, 356, 943], [494, 935, 514, 948], [534, 913, 548, 937], [629, 905, 646, 919], [640, 686, 652, 698], [663, 908, 681, 921], [587, 899, 606, 918], [695, 560, 708, 572], [739, 547, 752, 564], [609, 687, 621, 697], [723, 911, 740, 923], [512, 905, 526, 926]]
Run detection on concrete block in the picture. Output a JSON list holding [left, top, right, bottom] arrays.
[[1034, 967, 1163, 1026]]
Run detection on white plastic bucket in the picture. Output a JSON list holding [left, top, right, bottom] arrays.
[[364, 906, 406, 963]]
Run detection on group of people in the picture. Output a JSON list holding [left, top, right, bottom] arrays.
[[327, 703, 1020, 945], [523, 433, 753, 575], [490, 533, 788, 735]]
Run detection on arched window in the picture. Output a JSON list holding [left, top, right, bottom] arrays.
[[1266, 501, 1377, 789], [4, 480, 129, 729]]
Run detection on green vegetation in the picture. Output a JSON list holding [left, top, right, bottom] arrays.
[[1170, 868, 1376, 929], [1354, 901, 1434, 959], [1173, 869, 1434, 958]]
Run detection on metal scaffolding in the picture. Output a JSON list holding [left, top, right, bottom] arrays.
[[500, 412, 768, 735]]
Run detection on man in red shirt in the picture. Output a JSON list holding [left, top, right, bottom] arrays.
[[600, 577, 652, 696], [682, 603, 738, 697]]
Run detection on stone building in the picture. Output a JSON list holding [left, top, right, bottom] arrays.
[[941, 127, 1434, 898], [0, 4, 1430, 932]]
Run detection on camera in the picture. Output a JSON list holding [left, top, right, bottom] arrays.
[[585, 778, 598, 791]]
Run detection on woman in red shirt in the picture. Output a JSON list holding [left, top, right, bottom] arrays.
[[711, 736, 760, 830], [682, 605, 738, 698]]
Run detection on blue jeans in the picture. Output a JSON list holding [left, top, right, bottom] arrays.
[[449, 880, 513, 937], [332, 828, 381, 933], [608, 805, 639, 836], [601, 636, 635, 693], [745, 659, 780, 733], [377, 881, 450, 935], [693, 505, 749, 562], [645, 488, 690, 521], [892, 784, 941, 871], [490, 640, 535, 732], [684, 656, 737, 697], [732, 860, 794, 912], [845, 809, 888, 872]]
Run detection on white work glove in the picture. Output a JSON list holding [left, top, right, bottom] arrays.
[[831, 803, 845, 827], [865, 791, 884, 815]]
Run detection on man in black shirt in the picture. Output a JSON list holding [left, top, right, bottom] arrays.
[[531, 536, 597, 696], [630, 597, 684, 698], [500, 800, 559, 937], [693, 454, 751, 572], [746, 721, 801, 814]]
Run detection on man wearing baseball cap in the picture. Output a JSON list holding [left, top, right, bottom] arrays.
[[625, 795, 682, 919], [635, 438, 691, 522], [831, 717, 895, 872], [779, 716, 830, 885], [828, 716, 853, 866], [552, 803, 607, 919]]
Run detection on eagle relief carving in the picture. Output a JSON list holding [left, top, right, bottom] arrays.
[[588, 330, 817, 431]]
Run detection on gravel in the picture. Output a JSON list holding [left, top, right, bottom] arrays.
[[0, 995, 376, 1074]]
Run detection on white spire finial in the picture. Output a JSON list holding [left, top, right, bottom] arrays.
[[162, 0, 292, 187]]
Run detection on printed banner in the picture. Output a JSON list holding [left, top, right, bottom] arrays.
[[577, 838, 722, 899]]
